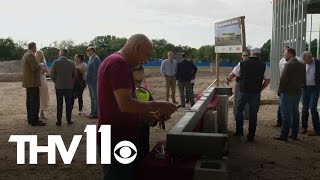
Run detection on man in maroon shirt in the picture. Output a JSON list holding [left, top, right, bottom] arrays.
[[97, 34, 177, 180]]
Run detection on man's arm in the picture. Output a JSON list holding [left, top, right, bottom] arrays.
[[193, 63, 198, 74], [278, 63, 290, 93], [92, 57, 101, 82], [261, 66, 271, 91], [86, 61, 92, 83], [27, 54, 40, 72], [50, 61, 56, 83], [261, 79, 270, 91], [113, 89, 176, 116], [160, 61, 165, 75], [72, 63, 77, 79], [227, 63, 240, 85]]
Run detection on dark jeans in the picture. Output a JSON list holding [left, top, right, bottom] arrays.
[[233, 82, 249, 120], [26, 87, 40, 124], [280, 93, 300, 137], [235, 92, 261, 138], [302, 86, 320, 132], [88, 83, 98, 117], [178, 81, 195, 107], [56, 89, 73, 122], [277, 103, 282, 125]]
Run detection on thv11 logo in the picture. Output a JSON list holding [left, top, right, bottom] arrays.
[[8, 125, 137, 165]]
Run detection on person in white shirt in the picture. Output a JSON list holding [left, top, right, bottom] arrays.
[[227, 51, 250, 120], [228, 47, 270, 142]]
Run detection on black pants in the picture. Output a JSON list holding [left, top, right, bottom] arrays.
[[26, 87, 40, 124], [186, 83, 195, 102], [56, 89, 73, 122], [73, 88, 85, 111]]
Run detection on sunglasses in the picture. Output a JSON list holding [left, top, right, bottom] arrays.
[[242, 55, 248, 57], [86, 49, 91, 52]]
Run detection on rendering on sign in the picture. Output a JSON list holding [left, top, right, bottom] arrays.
[[215, 17, 244, 53]]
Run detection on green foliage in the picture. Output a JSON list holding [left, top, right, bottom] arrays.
[[195, 45, 215, 62], [0, 37, 26, 61], [2, 36, 317, 62], [261, 39, 271, 62], [310, 39, 318, 58]]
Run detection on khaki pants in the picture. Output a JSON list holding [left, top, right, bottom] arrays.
[[165, 75, 176, 101]]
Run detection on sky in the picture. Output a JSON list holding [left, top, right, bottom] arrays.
[[0, 0, 319, 49]]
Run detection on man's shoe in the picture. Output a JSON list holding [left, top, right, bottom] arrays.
[[185, 100, 190, 104], [56, 121, 61, 126], [273, 123, 282, 127], [308, 132, 320, 136], [301, 128, 308, 134], [233, 132, 243, 137], [31, 122, 46, 126], [172, 101, 179, 104], [274, 136, 288, 142], [67, 121, 74, 125], [289, 135, 299, 140]]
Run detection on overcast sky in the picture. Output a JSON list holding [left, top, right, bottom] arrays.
[[0, 0, 319, 49]]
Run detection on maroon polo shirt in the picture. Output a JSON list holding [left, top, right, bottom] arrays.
[[97, 52, 141, 146]]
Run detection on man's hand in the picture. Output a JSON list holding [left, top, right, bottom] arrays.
[[155, 101, 177, 117], [226, 77, 232, 85]]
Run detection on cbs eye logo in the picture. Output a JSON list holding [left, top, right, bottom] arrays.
[[114, 141, 137, 164]]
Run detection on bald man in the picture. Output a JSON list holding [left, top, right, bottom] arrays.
[[97, 34, 177, 180]]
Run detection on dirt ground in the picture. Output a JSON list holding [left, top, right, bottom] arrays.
[[0, 67, 319, 180]]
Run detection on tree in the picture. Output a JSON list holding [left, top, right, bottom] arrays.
[[310, 39, 318, 58], [41, 46, 59, 61], [261, 39, 271, 62], [195, 45, 215, 62], [0, 37, 26, 61], [152, 39, 175, 59]]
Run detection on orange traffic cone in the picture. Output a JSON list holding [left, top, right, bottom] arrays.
[[144, 80, 148, 89]]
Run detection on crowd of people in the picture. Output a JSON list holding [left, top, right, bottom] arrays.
[[21, 34, 320, 179], [227, 46, 320, 142], [22, 42, 101, 126]]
